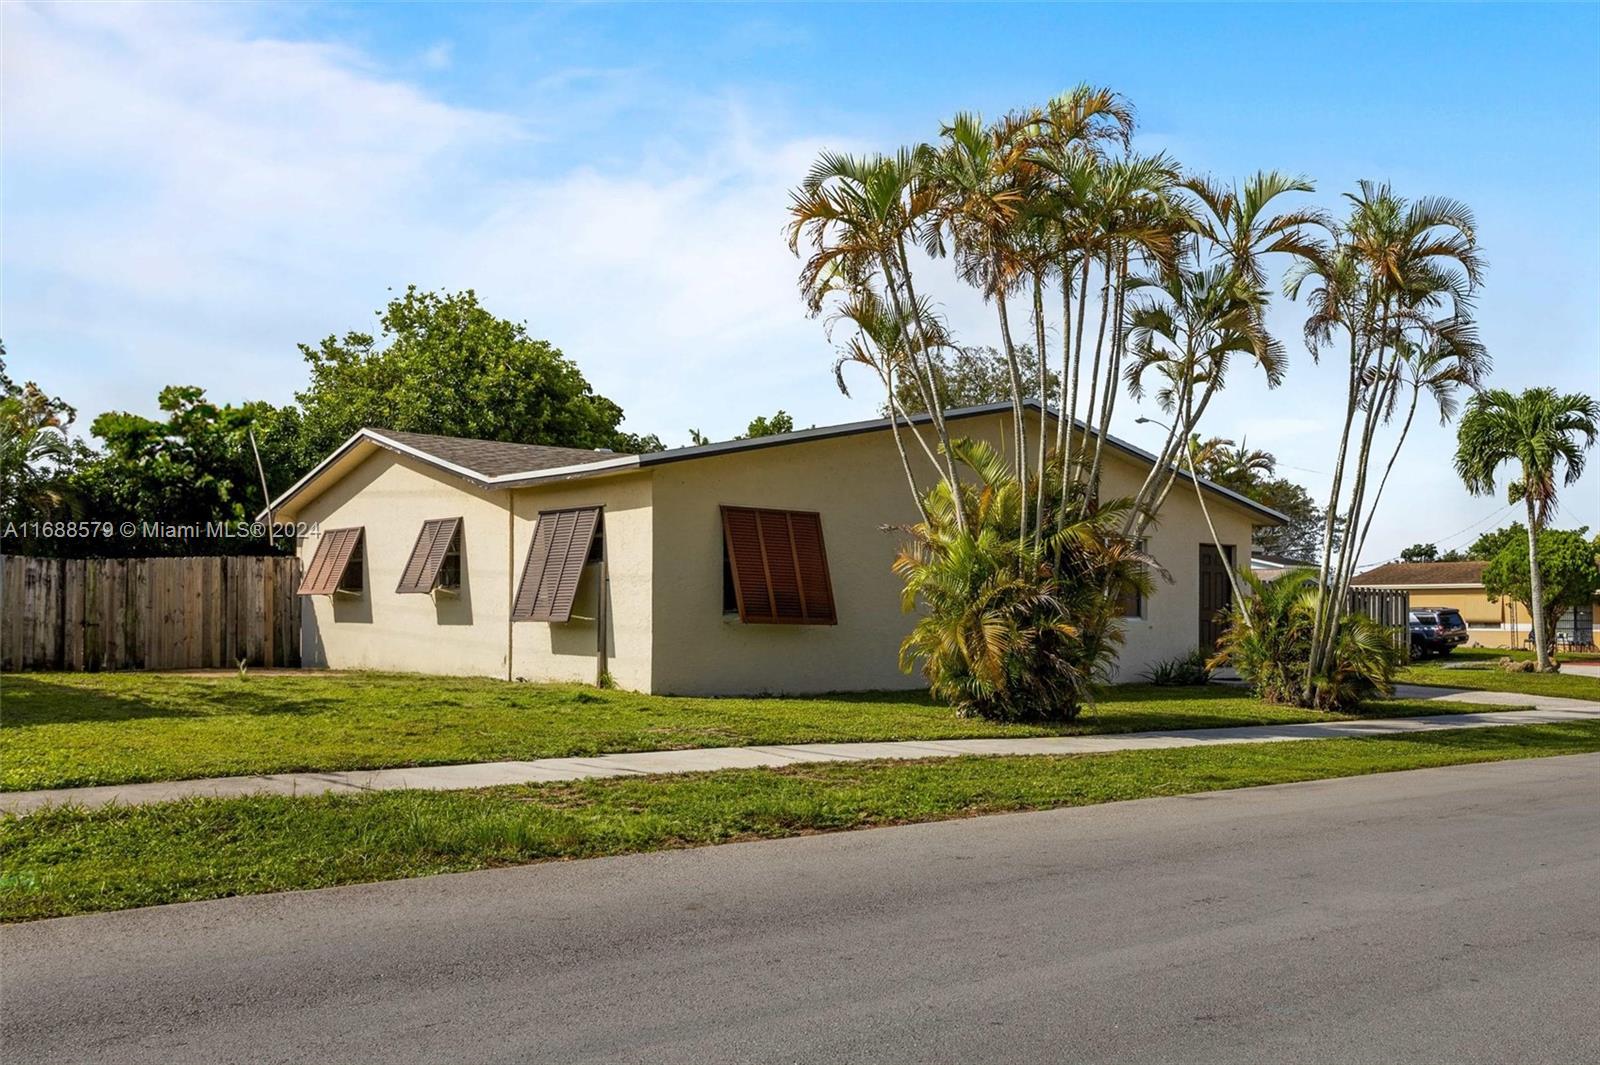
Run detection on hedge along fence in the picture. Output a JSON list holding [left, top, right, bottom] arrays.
[[0, 555, 301, 672]]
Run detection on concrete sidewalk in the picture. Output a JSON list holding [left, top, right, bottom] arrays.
[[4, 684, 1596, 816]]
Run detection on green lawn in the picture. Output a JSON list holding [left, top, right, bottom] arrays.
[[0, 671, 1510, 792], [3, 719, 1594, 922], [1402, 646, 1600, 702]]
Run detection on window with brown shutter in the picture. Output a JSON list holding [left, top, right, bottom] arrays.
[[298, 527, 365, 596], [512, 506, 602, 622], [720, 505, 836, 625], [396, 518, 462, 594]]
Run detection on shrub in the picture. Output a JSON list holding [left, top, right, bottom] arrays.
[[1143, 649, 1212, 686], [1209, 568, 1400, 711], [895, 440, 1151, 722]]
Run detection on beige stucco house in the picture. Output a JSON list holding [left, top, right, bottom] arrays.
[[1351, 559, 1598, 650], [264, 403, 1283, 695]]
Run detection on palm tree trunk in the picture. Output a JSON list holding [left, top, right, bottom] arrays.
[[1525, 496, 1551, 670], [1031, 271, 1049, 548], [1351, 386, 1420, 567], [1055, 259, 1074, 462], [992, 272, 1030, 550], [878, 364, 931, 523], [1076, 256, 1113, 512], [1085, 248, 1129, 503], [882, 248, 966, 530], [1308, 294, 1390, 693], [1061, 253, 1091, 515], [1304, 330, 1363, 696]]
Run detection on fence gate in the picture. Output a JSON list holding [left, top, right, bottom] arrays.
[[0, 555, 301, 671]]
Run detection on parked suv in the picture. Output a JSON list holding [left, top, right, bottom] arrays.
[[1409, 607, 1469, 657]]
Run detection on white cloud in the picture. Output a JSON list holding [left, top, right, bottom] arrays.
[[1, 2, 860, 446]]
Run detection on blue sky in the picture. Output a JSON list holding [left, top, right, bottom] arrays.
[[4, 2, 1598, 562]]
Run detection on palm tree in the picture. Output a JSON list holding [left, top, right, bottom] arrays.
[[921, 111, 1034, 527], [1454, 387, 1600, 670], [1289, 182, 1485, 694], [893, 437, 1152, 720], [1211, 438, 1276, 484], [827, 286, 951, 517], [1349, 322, 1489, 566], [787, 149, 968, 521], [1119, 170, 1313, 539], [1121, 264, 1284, 533]]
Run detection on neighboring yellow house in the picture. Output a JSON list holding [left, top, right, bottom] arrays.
[[264, 402, 1283, 695], [1351, 559, 1599, 650]]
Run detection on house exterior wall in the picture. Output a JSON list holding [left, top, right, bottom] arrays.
[[646, 411, 1264, 695], [287, 414, 1269, 693], [508, 472, 654, 691], [1099, 447, 1260, 678], [294, 450, 513, 677]]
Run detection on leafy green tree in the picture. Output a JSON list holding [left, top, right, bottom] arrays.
[[1455, 387, 1600, 669], [737, 411, 796, 439], [296, 287, 662, 460], [1190, 438, 1331, 561], [1248, 479, 1331, 561], [1466, 523, 1526, 561], [1400, 543, 1438, 563], [888, 345, 1059, 415], [68, 387, 302, 556], [1481, 527, 1600, 644]]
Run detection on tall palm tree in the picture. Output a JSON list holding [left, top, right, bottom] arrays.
[[1289, 183, 1485, 693], [1454, 387, 1600, 670], [922, 111, 1038, 543], [787, 149, 968, 522], [1121, 170, 1312, 537], [1121, 264, 1283, 534]]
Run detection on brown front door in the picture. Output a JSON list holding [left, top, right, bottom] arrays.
[[1198, 544, 1235, 651]]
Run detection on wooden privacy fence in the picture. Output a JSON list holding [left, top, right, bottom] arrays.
[[1345, 587, 1411, 656], [1, 555, 301, 672]]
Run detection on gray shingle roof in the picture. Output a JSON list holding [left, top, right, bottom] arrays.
[[372, 429, 632, 479]]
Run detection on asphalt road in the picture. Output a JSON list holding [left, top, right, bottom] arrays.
[[5, 755, 1599, 1065]]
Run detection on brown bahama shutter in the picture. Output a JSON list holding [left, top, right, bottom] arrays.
[[513, 506, 601, 622], [396, 517, 461, 594], [721, 506, 836, 625], [298, 527, 364, 596]]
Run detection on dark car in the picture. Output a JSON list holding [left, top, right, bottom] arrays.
[[1409, 607, 1469, 657]]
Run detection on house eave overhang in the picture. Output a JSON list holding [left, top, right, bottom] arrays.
[[257, 427, 641, 520]]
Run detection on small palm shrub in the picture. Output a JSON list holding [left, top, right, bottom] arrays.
[[895, 440, 1152, 722], [1143, 649, 1212, 686], [1209, 568, 1400, 711]]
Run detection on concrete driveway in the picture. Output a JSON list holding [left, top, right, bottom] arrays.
[[4, 754, 1598, 1064]]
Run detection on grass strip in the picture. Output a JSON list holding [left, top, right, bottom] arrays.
[[1400, 649, 1600, 702], [0, 671, 1512, 792], [4, 719, 1597, 922]]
